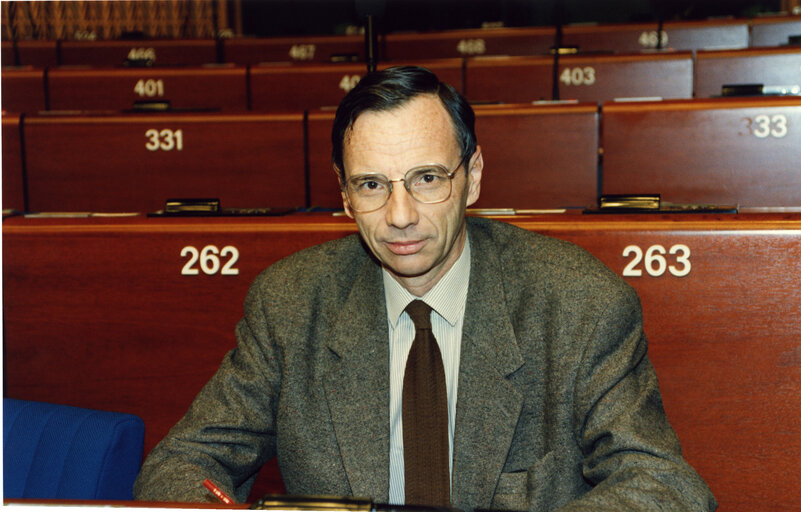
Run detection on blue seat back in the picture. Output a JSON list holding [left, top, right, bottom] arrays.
[[3, 398, 145, 500]]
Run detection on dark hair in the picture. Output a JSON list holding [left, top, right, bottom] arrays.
[[331, 66, 476, 184]]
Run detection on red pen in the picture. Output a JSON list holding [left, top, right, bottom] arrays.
[[203, 478, 234, 505]]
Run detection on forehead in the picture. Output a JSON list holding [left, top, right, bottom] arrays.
[[343, 94, 459, 175]]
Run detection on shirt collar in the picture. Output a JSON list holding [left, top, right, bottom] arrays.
[[383, 231, 471, 328]]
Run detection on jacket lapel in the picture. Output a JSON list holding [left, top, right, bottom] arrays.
[[323, 257, 391, 502], [452, 223, 525, 510]]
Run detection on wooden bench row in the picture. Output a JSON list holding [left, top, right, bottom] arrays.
[[4, 211, 800, 511], [3, 95, 800, 214], [2, 15, 800, 67], [3, 46, 801, 114]]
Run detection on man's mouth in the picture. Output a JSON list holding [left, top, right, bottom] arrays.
[[385, 240, 426, 255]]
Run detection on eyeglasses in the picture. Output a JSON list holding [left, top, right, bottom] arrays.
[[343, 162, 464, 213]]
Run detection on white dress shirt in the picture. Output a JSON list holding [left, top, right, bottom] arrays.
[[383, 234, 471, 505]]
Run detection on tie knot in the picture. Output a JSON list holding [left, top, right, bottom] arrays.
[[405, 299, 433, 330]]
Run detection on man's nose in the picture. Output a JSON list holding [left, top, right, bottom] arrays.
[[384, 180, 419, 229]]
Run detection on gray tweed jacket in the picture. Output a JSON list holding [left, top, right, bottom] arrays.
[[134, 217, 716, 511]]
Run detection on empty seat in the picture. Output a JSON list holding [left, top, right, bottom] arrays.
[[1, 66, 46, 113], [382, 26, 556, 60], [601, 96, 801, 206], [4, 398, 144, 500], [2, 112, 25, 211], [250, 59, 463, 112], [694, 46, 801, 98], [23, 111, 307, 212], [222, 34, 364, 65], [561, 18, 749, 52], [750, 15, 801, 47], [47, 65, 249, 111], [59, 39, 218, 66]]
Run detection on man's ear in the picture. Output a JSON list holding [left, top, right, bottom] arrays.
[[335, 166, 355, 218], [465, 146, 483, 208]]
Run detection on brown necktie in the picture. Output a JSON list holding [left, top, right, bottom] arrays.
[[402, 299, 450, 507]]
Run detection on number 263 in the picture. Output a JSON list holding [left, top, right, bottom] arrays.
[[622, 244, 691, 277]]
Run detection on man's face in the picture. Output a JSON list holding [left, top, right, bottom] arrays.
[[341, 94, 483, 295]]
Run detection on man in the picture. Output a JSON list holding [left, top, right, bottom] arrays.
[[134, 66, 716, 511]]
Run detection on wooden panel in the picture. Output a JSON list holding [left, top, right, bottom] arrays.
[[464, 56, 554, 103], [694, 47, 801, 98], [59, 39, 218, 66], [471, 103, 598, 209], [23, 112, 306, 213], [562, 19, 749, 53], [3, 211, 801, 510], [556, 52, 693, 102], [2, 112, 25, 211], [47, 65, 248, 111], [0, 40, 58, 67], [382, 27, 555, 61], [601, 96, 801, 206], [1, 67, 46, 113], [306, 102, 598, 210], [251, 59, 463, 112], [750, 15, 801, 47], [222, 35, 364, 65]]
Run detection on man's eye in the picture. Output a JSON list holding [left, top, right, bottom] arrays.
[[410, 170, 446, 187], [354, 178, 386, 193]]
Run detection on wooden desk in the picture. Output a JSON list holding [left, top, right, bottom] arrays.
[[47, 65, 249, 111], [694, 46, 801, 98], [561, 19, 749, 52], [464, 56, 554, 104], [59, 39, 218, 67], [749, 15, 801, 47], [601, 96, 801, 207], [222, 35, 364, 65], [250, 59, 462, 112], [382, 27, 555, 61], [23, 112, 306, 212], [2, 112, 25, 211], [1, 66, 47, 113], [4, 211, 801, 510], [556, 52, 693, 102], [306, 102, 599, 209], [471, 103, 598, 209], [465, 52, 693, 104], [0, 40, 58, 67]]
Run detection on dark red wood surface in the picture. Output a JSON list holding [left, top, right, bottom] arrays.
[[749, 15, 801, 47], [0, 40, 58, 67], [47, 65, 249, 111], [59, 39, 218, 66], [2, 112, 25, 211], [561, 19, 749, 52], [1, 66, 46, 113], [556, 52, 693, 102], [601, 96, 801, 207], [471, 103, 598, 209], [23, 112, 306, 212], [222, 35, 364, 65], [250, 59, 462, 112], [694, 46, 801, 98], [464, 55, 554, 104], [306, 103, 599, 210], [4, 212, 801, 509], [382, 27, 556, 61]]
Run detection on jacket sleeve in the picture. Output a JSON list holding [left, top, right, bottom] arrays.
[[134, 274, 281, 503], [559, 285, 717, 511]]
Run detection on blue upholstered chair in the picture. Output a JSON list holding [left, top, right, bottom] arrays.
[[3, 398, 145, 500]]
